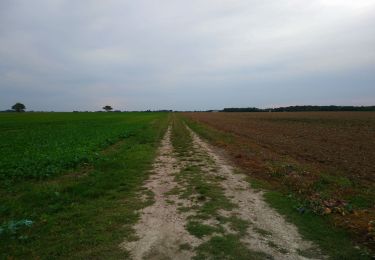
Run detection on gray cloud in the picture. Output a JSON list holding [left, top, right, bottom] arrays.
[[1, 0, 375, 111]]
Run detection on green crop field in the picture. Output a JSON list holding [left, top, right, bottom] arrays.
[[0, 112, 165, 182], [0, 112, 169, 258]]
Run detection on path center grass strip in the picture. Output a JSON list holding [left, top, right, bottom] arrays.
[[170, 114, 273, 259], [0, 112, 169, 259]]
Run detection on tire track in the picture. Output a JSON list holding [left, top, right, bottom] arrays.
[[120, 126, 200, 259], [121, 122, 324, 259]]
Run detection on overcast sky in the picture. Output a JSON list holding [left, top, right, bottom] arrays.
[[1, 0, 375, 111]]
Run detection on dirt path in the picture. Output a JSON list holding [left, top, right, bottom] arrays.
[[121, 123, 324, 259], [120, 127, 200, 259]]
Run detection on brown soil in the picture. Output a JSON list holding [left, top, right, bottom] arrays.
[[184, 112, 375, 250], [184, 112, 375, 184]]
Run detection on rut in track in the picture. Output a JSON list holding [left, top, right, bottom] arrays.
[[120, 127, 200, 259], [120, 123, 324, 259]]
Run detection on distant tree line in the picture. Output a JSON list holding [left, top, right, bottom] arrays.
[[222, 107, 263, 112], [222, 105, 375, 112], [3, 103, 375, 113]]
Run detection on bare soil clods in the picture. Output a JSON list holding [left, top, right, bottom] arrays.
[[183, 112, 375, 252], [121, 123, 323, 259]]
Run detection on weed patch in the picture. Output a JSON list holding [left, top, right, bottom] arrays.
[[186, 221, 221, 238], [194, 234, 272, 260]]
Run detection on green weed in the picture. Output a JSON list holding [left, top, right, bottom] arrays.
[[194, 234, 272, 260], [186, 221, 221, 238]]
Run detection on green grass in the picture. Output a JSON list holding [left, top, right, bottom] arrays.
[[194, 235, 272, 260], [171, 115, 234, 219], [171, 113, 194, 155], [177, 165, 235, 217], [218, 215, 250, 237], [186, 221, 220, 238], [0, 112, 169, 259]]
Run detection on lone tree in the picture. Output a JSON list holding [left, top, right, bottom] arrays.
[[12, 102, 26, 112], [102, 105, 113, 112]]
